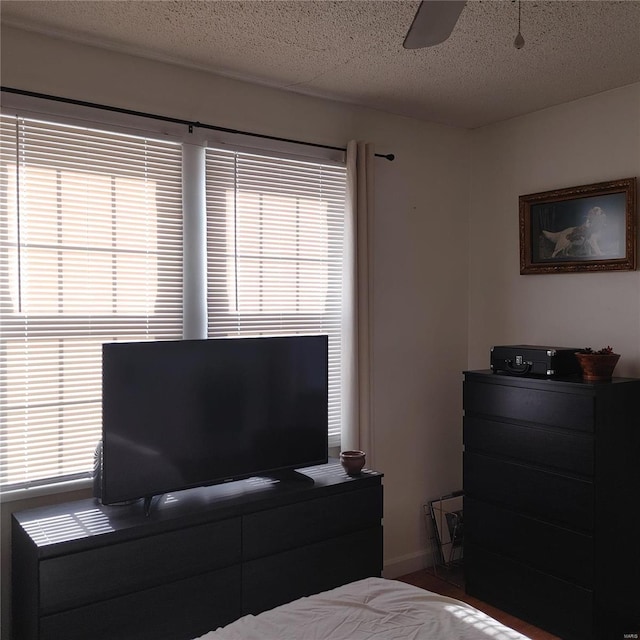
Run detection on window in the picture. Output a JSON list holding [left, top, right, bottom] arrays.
[[205, 149, 346, 446], [0, 108, 349, 493], [0, 115, 183, 490]]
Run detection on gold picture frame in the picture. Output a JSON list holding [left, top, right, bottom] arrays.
[[519, 177, 636, 274]]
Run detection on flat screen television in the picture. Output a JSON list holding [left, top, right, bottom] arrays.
[[99, 335, 328, 505]]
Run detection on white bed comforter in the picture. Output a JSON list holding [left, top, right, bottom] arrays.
[[196, 577, 531, 640]]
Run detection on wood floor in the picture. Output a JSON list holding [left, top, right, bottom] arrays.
[[397, 567, 561, 640]]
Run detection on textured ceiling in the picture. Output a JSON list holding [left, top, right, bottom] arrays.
[[2, 0, 640, 128]]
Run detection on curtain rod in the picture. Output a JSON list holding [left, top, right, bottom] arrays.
[[1, 86, 395, 161]]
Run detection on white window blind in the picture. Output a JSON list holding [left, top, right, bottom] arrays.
[[205, 149, 346, 445], [0, 115, 183, 490]]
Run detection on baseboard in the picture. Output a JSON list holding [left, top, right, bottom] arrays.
[[383, 546, 436, 579]]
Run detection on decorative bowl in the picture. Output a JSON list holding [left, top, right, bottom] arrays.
[[340, 450, 366, 476], [575, 352, 620, 381]]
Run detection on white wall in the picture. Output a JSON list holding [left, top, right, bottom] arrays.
[[0, 26, 470, 639], [4, 24, 637, 640], [468, 83, 640, 376]]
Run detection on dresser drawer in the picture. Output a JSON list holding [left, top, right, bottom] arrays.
[[40, 564, 241, 640], [465, 497, 593, 587], [40, 517, 241, 614], [464, 416, 594, 476], [464, 452, 593, 530], [464, 379, 594, 432], [243, 485, 382, 560], [465, 544, 593, 640], [242, 525, 383, 615]]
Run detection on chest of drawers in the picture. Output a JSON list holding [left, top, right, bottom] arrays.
[[463, 371, 640, 640], [12, 463, 383, 640]]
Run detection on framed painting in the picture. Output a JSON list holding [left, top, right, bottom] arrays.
[[519, 177, 636, 274]]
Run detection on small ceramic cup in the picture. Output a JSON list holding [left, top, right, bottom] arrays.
[[340, 450, 366, 476]]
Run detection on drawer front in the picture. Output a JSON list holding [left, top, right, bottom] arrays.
[[465, 497, 594, 587], [464, 380, 594, 432], [464, 416, 594, 476], [242, 525, 383, 615], [40, 517, 241, 614], [243, 485, 382, 560], [465, 544, 593, 640], [464, 452, 593, 531], [40, 564, 241, 640]]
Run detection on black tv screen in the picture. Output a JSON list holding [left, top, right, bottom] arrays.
[[101, 335, 328, 504]]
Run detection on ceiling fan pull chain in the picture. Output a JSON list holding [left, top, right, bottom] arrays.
[[514, 0, 525, 49]]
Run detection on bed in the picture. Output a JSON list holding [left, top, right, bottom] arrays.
[[195, 577, 531, 640]]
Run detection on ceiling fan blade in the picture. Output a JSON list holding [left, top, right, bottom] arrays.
[[403, 0, 467, 49]]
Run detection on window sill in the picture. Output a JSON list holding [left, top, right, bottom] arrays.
[[3, 450, 343, 505], [0, 477, 93, 504]]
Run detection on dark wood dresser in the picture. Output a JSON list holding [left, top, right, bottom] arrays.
[[463, 370, 640, 640], [12, 462, 383, 640]]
